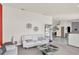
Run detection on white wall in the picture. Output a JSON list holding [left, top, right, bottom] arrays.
[[3, 5, 52, 45], [3, 4, 79, 45]]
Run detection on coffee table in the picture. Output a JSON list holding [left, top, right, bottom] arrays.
[[37, 44, 58, 55]]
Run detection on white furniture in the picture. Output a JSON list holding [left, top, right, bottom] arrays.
[[22, 34, 49, 48], [68, 33, 79, 47], [37, 44, 58, 55], [4, 45, 17, 55]]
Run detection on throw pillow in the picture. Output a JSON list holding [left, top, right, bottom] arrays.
[[38, 37, 45, 41]]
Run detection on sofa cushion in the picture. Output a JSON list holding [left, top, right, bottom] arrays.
[[25, 39, 33, 42], [38, 37, 45, 41], [5, 45, 16, 51], [23, 35, 32, 40], [4, 48, 17, 55]]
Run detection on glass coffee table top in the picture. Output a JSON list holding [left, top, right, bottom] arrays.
[[37, 44, 58, 55]]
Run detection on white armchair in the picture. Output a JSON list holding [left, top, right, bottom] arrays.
[[4, 45, 17, 55], [0, 42, 17, 55]]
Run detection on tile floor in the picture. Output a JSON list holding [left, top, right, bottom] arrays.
[[18, 37, 79, 55]]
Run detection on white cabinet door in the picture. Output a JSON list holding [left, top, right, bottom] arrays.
[[68, 34, 79, 47]]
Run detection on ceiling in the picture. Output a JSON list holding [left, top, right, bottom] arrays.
[[3, 3, 79, 20]]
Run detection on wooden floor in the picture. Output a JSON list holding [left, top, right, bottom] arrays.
[[18, 37, 79, 55]]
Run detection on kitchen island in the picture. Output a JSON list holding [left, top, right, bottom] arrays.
[[68, 33, 79, 47]]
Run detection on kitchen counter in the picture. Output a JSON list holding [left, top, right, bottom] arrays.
[[68, 33, 79, 47]]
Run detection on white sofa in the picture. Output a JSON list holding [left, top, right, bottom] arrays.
[[22, 34, 49, 48]]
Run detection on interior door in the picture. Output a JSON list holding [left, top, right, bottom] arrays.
[[67, 26, 70, 33], [0, 4, 2, 48], [61, 27, 64, 38]]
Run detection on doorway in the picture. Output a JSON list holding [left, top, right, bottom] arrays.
[[61, 27, 64, 38], [67, 26, 70, 33]]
